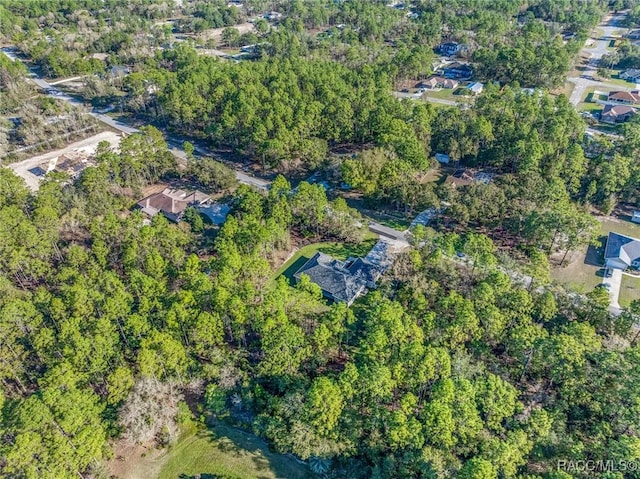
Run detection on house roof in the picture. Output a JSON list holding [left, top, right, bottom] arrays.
[[294, 241, 393, 304], [294, 252, 366, 304], [467, 81, 483, 93], [443, 62, 472, 72], [602, 104, 635, 117], [137, 188, 210, 219], [608, 91, 640, 103], [622, 69, 640, 77], [444, 169, 475, 187], [605, 232, 640, 267], [417, 76, 458, 88]]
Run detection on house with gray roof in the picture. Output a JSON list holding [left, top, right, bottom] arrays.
[[604, 232, 640, 270], [293, 240, 392, 305]]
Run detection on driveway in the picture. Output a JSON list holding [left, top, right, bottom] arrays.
[[602, 268, 623, 309]]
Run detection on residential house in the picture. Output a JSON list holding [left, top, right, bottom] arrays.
[[620, 69, 640, 82], [54, 152, 95, 178], [417, 76, 458, 90], [444, 169, 475, 188], [601, 104, 636, 124], [263, 11, 282, 21], [632, 211, 640, 224], [444, 169, 493, 187], [136, 188, 211, 222], [627, 29, 640, 40], [605, 232, 640, 270], [467, 81, 484, 95], [438, 42, 463, 56], [294, 240, 394, 306], [441, 62, 473, 80], [607, 90, 640, 105]]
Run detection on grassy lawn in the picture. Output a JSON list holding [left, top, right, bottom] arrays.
[[551, 247, 603, 293], [272, 238, 378, 285], [600, 215, 640, 239], [602, 76, 637, 88], [619, 274, 640, 308], [157, 423, 310, 479], [552, 217, 640, 293], [425, 88, 459, 100]]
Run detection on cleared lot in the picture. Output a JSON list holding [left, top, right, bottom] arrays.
[[4, 131, 122, 190]]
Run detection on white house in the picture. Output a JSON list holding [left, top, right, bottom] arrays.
[[604, 232, 640, 270]]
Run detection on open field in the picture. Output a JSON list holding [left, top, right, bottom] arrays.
[[4, 131, 121, 190], [107, 422, 311, 479]]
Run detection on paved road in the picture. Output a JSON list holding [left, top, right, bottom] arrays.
[[2, 47, 271, 189], [567, 12, 628, 106]]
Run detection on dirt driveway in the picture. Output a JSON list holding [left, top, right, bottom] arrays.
[[4, 131, 122, 191]]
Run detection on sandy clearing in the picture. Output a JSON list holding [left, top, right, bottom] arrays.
[[4, 131, 122, 191]]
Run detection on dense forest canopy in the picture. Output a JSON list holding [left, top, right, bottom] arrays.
[[3, 0, 640, 478]]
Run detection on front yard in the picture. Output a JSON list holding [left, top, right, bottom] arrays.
[[619, 274, 640, 308], [552, 216, 640, 304]]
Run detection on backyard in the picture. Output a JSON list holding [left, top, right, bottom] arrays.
[[107, 422, 311, 479], [272, 238, 379, 285]]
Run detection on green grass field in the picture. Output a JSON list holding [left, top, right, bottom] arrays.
[[157, 423, 311, 479]]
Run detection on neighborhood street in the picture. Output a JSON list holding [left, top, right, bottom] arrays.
[[1, 47, 273, 190], [567, 11, 629, 106]]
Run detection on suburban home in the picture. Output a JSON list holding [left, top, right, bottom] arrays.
[[620, 69, 640, 82], [601, 104, 636, 124], [607, 90, 640, 105], [137, 188, 211, 222], [441, 62, 473, 80], [263, 11, 282, 21], [438, 42, 463, 56], [444, 169, 475, 188], [467, 81, 484, 95], [417, 76, 458, 89], [627, 29, 640, 40], [294, 240, 394, 305], [444, 169, 493, 188], [604, 232, 640, 270], [632, 211, 640, 224]]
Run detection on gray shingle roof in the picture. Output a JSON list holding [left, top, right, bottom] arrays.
[[605, 232, 640, 267], [294, 252, 366, 304]]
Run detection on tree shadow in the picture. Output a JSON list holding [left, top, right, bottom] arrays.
[[201, 422, 311, 479], [584, 236, 606, 267]]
